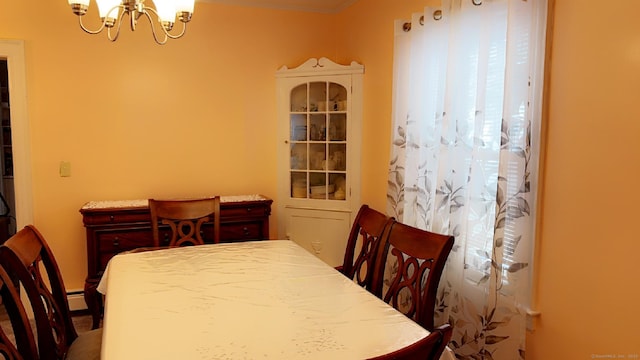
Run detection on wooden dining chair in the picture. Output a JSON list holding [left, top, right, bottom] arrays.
[[149, 196, 221, 247], [337, 204, 395, 290], [0, 264, 39, 360], [366, 324, 453, 360], [370, 221, 454, 331], [0, 225, 103, 360]]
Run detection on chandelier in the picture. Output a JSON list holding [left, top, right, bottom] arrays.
[[67, 0, 195, 45]]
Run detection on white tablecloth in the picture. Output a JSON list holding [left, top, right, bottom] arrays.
[[99, 240, 455, 359]]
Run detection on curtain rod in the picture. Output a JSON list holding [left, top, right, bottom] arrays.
[[402, 0, 483, 32]]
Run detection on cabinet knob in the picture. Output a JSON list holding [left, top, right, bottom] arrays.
[[113, 237, 119, 247], [109, 215, 115, 222], [243, 227, 250, 236], [246, 207, 252, 212]]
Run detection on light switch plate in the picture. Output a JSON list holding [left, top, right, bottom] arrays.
[[60, 161, 71, 177]]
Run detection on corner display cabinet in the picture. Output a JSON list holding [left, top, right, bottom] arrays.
[[276, 57, 363, 267]]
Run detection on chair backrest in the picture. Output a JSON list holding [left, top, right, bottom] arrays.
[[0, 225, 78, 360], [370, 221, 454, 331], [339, 205, 394, 289], [366, 324, 453, 360], [149, 196, 221, 247], [0, 265, 39, 360]]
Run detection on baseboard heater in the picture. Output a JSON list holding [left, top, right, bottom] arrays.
[[66, 290, 88, 312]]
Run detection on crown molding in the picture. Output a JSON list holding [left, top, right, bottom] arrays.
[[197, 0, 358, 14]]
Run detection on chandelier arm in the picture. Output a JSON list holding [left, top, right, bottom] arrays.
[[78, 16, 107, 35], [107, 13, 127, 42], [163, 22, 187, 40], [140, 10, 169, 45], [144, 6, 187, 40]]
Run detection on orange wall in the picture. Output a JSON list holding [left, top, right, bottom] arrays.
[[527, 0, 640, 357], [3, 0, 640, 356], [0, 1, 338, 290]]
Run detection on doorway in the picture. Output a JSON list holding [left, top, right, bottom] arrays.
[[0, 60, 15, 240], [0, 39, 33, 234]]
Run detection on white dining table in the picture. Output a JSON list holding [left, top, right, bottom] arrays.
[[98, 240, 455, 359]]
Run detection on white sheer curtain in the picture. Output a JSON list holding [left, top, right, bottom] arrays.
[[387, 0, 547, 358]]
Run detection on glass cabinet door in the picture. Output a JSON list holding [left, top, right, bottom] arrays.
[[289, 81, 348, 201]]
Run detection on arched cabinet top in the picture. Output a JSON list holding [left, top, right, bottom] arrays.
[[276, 57, 364, 78]]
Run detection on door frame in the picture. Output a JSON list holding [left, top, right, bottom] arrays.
[[0, 39, 33, 229]]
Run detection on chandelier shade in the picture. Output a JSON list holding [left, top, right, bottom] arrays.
[[67, 0, 195, 45], [153, 0, 176, 22]]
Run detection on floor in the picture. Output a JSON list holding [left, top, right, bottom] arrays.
[[0, 303, 95, 342], [70, 312, 95, 334]]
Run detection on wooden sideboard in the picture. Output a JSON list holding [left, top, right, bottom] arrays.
[[80, 194, 273, 328]]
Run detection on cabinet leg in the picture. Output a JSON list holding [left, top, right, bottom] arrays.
[[84, 278, 103, 330]]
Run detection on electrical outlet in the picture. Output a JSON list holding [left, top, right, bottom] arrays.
[[59, 161, 71, 177], [311, 240, 322, 254]]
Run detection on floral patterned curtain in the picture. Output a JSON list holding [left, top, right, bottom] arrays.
[[387, 0, 547, 359]]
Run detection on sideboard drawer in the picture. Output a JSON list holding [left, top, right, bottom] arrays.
[[96, 228, 153, 253], [221, 205, 270, 219], [83, 210, 150, 226], [220, 222, 263, 242]]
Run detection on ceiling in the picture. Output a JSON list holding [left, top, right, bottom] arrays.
[[200, 0, 359, 14]]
